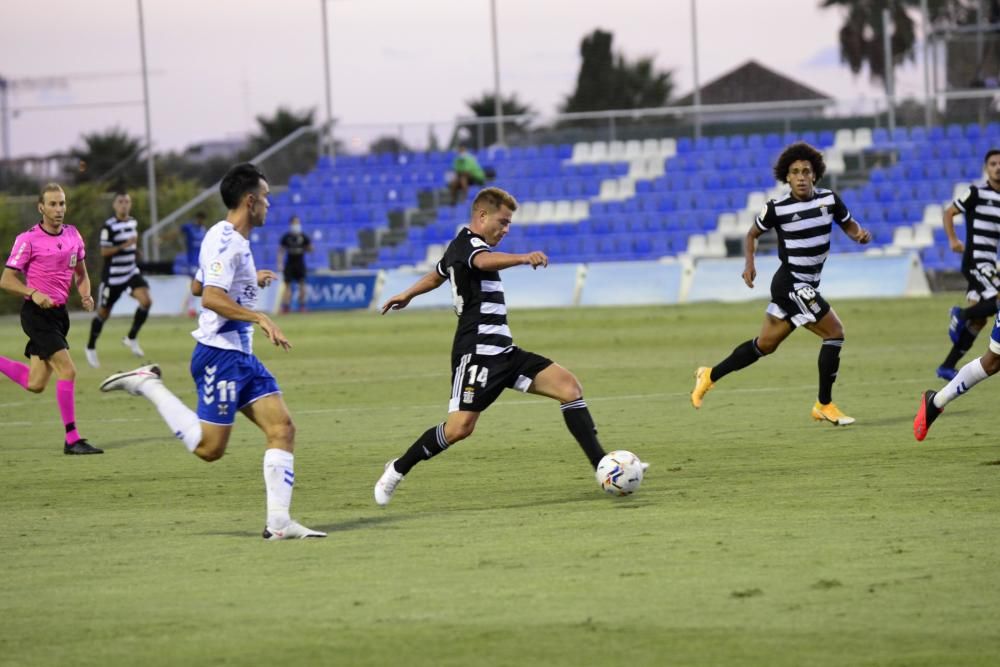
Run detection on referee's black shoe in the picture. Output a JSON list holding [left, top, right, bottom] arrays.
[[64, 439, 104, 455]]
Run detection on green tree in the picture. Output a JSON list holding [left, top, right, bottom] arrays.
[[561, 29, 674, 113], [246, 106, 316, 156], [457, 92, 534, 148], [369, 135, 411, 155], [819, 0, 978, 83], [68, 127, 146, 188]]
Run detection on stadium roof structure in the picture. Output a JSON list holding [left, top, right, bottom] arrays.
[[675, 59, 833, 106]]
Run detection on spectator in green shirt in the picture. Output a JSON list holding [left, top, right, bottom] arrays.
[[449, 146, 486, 205]]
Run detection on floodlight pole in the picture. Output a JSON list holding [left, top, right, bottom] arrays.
[[920, 0, 932, 128], [489, 0, 505, 147], [0, 76, 10, 160], [882, 8, 896, 137], [690, 0, 702, 140], [320, 0, 335, 158], [137, 0, 160, 259]]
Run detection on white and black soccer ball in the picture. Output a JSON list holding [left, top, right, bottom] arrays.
[[596, 450, 644, 496]]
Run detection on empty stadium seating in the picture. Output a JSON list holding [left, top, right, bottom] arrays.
[[238, 123, 994, 273]]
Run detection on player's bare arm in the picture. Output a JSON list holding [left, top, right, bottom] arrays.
[[73, 262, 94, 312], [942, 204, 964, 253], [0, 267, 54, 308], [256, 270, 277, 288], [843, 219, 872, 244], [381, 270, 447, 314], [473, 251, 548, 272], [202, 285, 291, 350], [742, 225, 763, 288]]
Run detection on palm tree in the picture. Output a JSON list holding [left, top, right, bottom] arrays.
[[68, 127, 145, 187], [457, 92, 535, 148], [819, 0, 977, 83]]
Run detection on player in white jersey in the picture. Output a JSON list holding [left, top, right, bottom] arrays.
[[98, 163, 325, 540]]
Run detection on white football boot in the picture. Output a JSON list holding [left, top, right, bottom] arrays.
[[99, 364, 162, 396], [84, 348, 100, 369], [122, 336, 145, 357], [374, 459, 404, 506], [262, 520, 326, 540]]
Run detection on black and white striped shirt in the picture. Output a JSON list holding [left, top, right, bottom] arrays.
[[100, 216, 141, 285], [756, 187, 852, 290], [436, 227, 513, 360], [955, 182, 1000, 271]]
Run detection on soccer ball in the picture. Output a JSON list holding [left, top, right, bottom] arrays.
[[596, 450, 644, 496]]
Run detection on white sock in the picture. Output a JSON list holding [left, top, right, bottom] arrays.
[[137, 379, 203, 452], [264, 448, 294, 530], [934, 357, 989, 409]]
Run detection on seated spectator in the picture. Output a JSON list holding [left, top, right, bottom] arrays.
[[449, 146, 486, 205]]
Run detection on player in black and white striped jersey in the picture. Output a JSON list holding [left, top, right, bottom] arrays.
[[372, 187, 643, 506], [691, 142, 872, 425], [936, 150, 1000, 381], [84, 191, 153, 368]]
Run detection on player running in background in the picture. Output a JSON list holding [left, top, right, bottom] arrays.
[[84, 190, 153, 368], [373, 186, 644, 506], [0, 183, 102, 455], [915, 313, 1000, 441], [99, 163, 325, 539], [691, 142, 872, 425], [935, 150, 1000, 381]]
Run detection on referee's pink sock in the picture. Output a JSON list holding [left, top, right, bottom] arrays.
[[56, 380, 81, 445], [0, 356, 29, 390]]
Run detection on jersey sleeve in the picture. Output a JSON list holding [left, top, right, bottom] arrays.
[[454, 234, 491, 269], [754, 200, 776, 231], [74, 228, 87, 260], [831, 193, 853, 226], [279, 233, 290, 249], [5, 233, 31, 271], [99, 222, 114, 247], [202, 244, 242, 291], [954, 186, 977, 212]]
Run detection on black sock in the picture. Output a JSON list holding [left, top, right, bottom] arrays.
[[710, 338, 765, 382], [961, 299, 998, 321], [561, 399, 606, 468], [393, 423, 449, 475], [87, 316, 105, 348], [817, 338, 843, 405], [942, 326, 979, 369], [127, 307, 149, 340]]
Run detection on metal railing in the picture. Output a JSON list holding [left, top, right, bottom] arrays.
[[142, 124, 324, 261]]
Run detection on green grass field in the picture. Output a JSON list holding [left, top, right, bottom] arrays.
[[1, 294, 998, 666]]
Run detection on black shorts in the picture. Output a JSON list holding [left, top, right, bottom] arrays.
[[767, 273, 831, 330], [283, 261, 306, 282], [20, 300, 70, 360], [963, 263, 1000, 301], [98, 273, 149, 311], [449, 347, 553, 413]]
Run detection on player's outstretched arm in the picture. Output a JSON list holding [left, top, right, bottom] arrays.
[[473, 251, 548, 272], [256, 270, 277, 288], [73, 262, 94, 311], [843, 219, 872, 244], [202, 285, 291, 350], [381, 270, 447, 314], [742, 226, 763, 288], [942, 204, 964, 253]]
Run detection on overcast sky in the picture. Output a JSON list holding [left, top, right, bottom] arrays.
[[0, 0, 929, 158]]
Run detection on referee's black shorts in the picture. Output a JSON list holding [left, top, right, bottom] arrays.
[[20, 300, 70, 360]]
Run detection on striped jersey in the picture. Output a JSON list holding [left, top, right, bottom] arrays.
[[954, 182, 1000, 271], [755, 187, 853, 290], [436, 227, 513, 360], [99, 215, 140, 285]]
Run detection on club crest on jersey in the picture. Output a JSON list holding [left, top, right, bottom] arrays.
[[462, 386, 475, 404], [470, 237, 489, 249], [208, 260, 224, 278], [68, 253, 77, 268]]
